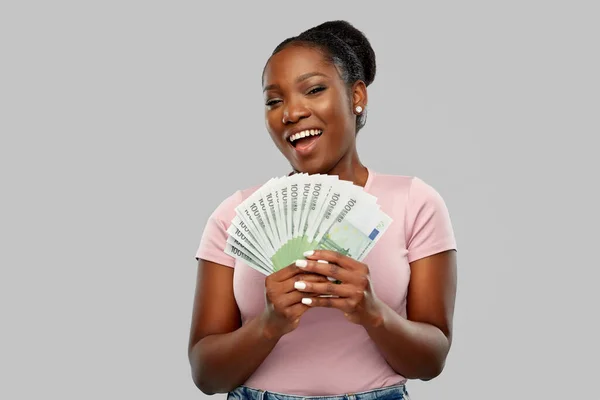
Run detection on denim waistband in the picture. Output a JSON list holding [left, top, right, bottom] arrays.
[[227, 383, 410, 400]]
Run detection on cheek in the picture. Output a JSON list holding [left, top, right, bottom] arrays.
[[319, 95, 351, 131], [265, 111, 280, 135], [265, 111, 287, 148]]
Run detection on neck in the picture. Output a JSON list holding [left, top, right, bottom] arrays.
[[328, 147, 369, 187], [290, 147, 369, 187]]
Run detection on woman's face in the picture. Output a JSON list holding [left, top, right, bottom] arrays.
[[262, 45, 363, 175]]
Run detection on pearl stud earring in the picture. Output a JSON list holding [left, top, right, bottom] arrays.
[[355, 106, 363, 113]]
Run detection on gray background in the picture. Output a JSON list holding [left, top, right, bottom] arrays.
[[1, 1, 598, 398]]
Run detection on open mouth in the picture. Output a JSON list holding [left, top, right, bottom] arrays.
[[288, 129, 323, 149]]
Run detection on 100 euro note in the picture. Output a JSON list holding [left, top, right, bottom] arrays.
[[272, 173, 303, 269], [272, 173, 356, 271], [235, 186, 277, 261], [224, 173, 394, 276], [272, 174, 328, 270], [291, 176, 313, 262], [227, 174, 302, 274], [226, 219, 273, 268], [356, 212, 393, 261], [313, 200, 387, 259], [271, 183, 391, 272], [272, 175, 299, 268], [225, 236, 271, 274], [316, 208, 393, 261]]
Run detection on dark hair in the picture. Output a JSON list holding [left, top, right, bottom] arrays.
[[265, 20, 376, 133]]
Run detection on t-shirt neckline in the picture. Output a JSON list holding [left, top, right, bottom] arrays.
[[287, 166, 375, 192], [363, 167, 375, 193]]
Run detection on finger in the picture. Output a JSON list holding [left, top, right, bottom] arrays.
[[288, 272, 332, 288], [288, 303, 311, 321], [275, 272, 333, 295], [294, 259, 355, 284], [268, 261, 309, 282], [292, 281, 358, 298], [279, 303, 311, 324], [295, 273, 333, 283], [300, 296, 359, 313], [302, 250, 365, 272], [298, 260, 339, 282], [274, 288, 323, 308]]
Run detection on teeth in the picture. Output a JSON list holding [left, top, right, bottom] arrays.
[[289, 129, 323, 143]]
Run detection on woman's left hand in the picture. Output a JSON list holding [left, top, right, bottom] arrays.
[[294, 249, 384, 327]]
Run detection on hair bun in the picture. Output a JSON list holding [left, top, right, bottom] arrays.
[[303, 20, 376, 86]]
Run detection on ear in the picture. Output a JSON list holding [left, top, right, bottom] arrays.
[[351, 80, 368, 115]]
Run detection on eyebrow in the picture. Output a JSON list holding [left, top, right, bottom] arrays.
[[263, 71, 329, 92]]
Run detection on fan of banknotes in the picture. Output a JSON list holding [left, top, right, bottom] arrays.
[[224, 173, 392, 276]]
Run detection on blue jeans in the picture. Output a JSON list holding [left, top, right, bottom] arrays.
[[227, 384, 410, 400]]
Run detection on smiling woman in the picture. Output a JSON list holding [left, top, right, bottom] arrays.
[[262, 21, 375, 177], [188, 20, 458, 400]]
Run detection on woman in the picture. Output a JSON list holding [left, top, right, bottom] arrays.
[[188, 20, 458, 400]]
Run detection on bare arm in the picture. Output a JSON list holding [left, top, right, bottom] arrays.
[[188, 259, 326, 394], [364, 250, 457, 380], [187, 259, 278, 395], [297, 249, 457, 381]]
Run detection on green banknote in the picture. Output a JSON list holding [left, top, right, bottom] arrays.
[[225, 173, 392, 275]]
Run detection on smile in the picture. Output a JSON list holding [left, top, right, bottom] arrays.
[[288, 129, 323, 146], [287, 129, 323, 156]]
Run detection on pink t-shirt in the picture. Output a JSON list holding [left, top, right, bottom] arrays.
[[195, 168, 457, 396]]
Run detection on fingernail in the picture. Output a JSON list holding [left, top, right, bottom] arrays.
[[295, 260, 308, 268], [303, 250, 314, 257], [302, 298, 312, 305], [327, 276, 336, 282], [294, 281, 307, 290], [317, 260, 328, 264]]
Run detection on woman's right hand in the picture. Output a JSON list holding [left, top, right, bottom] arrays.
[[260, 261, 328, 340]]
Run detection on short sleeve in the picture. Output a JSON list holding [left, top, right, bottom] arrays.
[[404, 177, 457, 263], [195, 190, 243, 267]]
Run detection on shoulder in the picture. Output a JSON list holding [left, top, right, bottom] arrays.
[[369, 170, 451, 221], [370, 170, 413, 191], [372, 172, 458, 258], [406, 176, 447, 205], [208, 183, 263, 222], [370, 170, 441, 200]]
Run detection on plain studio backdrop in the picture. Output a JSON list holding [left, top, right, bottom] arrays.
[[1, 1, 598, 398]]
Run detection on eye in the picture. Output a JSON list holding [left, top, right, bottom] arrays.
[[265, 98, 281, 107], [307, 86, 326, 95]]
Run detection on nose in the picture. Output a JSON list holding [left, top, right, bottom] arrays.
[[282, 97, 310, 124]]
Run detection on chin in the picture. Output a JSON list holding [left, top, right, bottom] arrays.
[[290, 158, 332, 175]]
